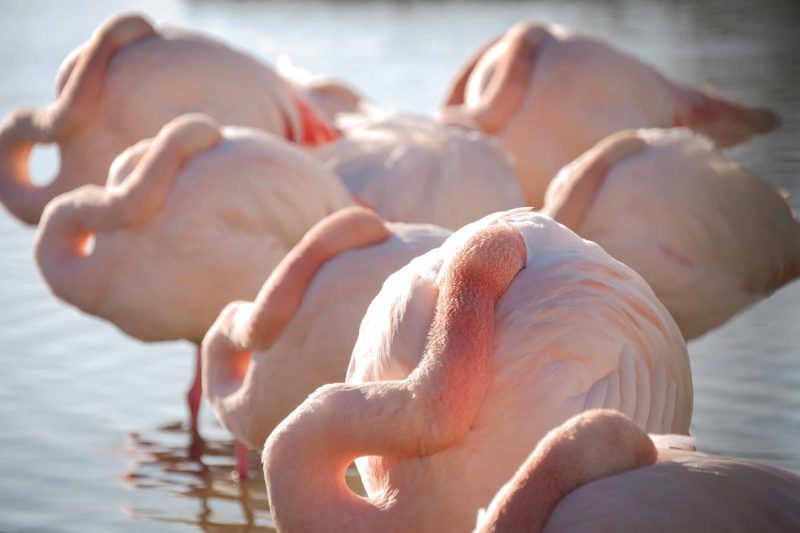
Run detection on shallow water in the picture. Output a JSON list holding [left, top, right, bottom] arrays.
[[0, 0, 798, 530]]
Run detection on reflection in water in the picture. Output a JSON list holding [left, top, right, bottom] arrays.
[[120, 421, 274, 531], [117, 420, 369, 531]]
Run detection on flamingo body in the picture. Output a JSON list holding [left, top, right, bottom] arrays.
[[35, 115, 352, 344], [345, 208, 691, 531], [445, 23, 779, 207], [545, 128, 800, 339], [204, 218, 450, 450], [315, 114, 525, 229], [477, 411, 800, 533], [545, 450, 800, 532]]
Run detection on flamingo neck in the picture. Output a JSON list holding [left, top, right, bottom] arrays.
[[541, 131, 647, 231], [475, 452, 578, 532], [263, 223, 527, 531], [0, 110, 68, 225], [0, 170, 58, 225], [34, 188, 107, 313], [264, 382, 418, 531], [35, 116, 221, 318], [203, 207, 390, 449], [475, 410, 658, 532]]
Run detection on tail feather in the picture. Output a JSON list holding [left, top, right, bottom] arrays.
[[672, 84, 780, 147]]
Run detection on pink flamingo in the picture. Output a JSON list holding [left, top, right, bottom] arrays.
[[442, 22, 781, 207], [0, 13, 335, 225], [263, 208, 692, 531], [476, 409, 800, 532], [202, 206, 449, 474], [314, 113, 525, 229], [279, 59, 526, 229], [34, 114, 352, 447], [542, 128, 800, 339]]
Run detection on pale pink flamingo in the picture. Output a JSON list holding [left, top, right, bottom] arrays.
[[0, 13, 335, 225], [278, 60, 526, 228], [34, 114, 352, 444], [476, 409, 800, 532], [263, 208, 692, 531], [202, 206, 449, 474], [442, 22, 781, 207], [542, 128, 800, 339], [314, 113, 525, 229]]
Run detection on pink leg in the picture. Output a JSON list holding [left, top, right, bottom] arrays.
[[235, 441, 250, 480], [187, 346, 202, 432]]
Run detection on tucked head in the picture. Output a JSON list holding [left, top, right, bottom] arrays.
[[35, 113, 354, 344]]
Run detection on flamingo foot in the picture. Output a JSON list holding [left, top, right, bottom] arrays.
[[234, 441, 250, 481], [187, 346, 202, 432]]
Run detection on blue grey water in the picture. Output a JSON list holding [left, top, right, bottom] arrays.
[[0, 0, 797, 530]]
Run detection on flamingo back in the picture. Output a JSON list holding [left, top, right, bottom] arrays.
[[555, 128, 800, 339], [315, 114, 525, 229]]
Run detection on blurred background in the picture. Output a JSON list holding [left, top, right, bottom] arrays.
[[0, 0, 798, 531]]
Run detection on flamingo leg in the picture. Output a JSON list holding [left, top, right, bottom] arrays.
[[187, 346, 202, 431], [235, 441, 250, 480]]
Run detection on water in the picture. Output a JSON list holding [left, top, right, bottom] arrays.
[[0, 0, 798, 530]]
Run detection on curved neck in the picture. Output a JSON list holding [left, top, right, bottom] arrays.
[[0, 15, 155, 225], [34, 187, 106, 312], [469, 24, 549, 135], [0, 166, 60, 226], [203, 207, 389, 449], [475, 410, 658, 532], [34, 116, 221, 318], [263, 223, 527, 531], [265, 382, 416, 532], [541, 131, 646, 231], [475, 452, 577, 532], [0, 111, 65, 225], [249, 207, 389, 350], [442, 36, 499, 107]]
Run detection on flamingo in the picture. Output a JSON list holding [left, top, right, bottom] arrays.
[[277, 57, 526, 229], [314, 113, 525, 229], [476, 409, 800, 532], [441, 22, 781, 207], [34, 114, 352, 447], [263, 208, 692, 531], [542, 128, 800, 339], [0, 12, 335, 225], [202, 206, 449, 473]]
